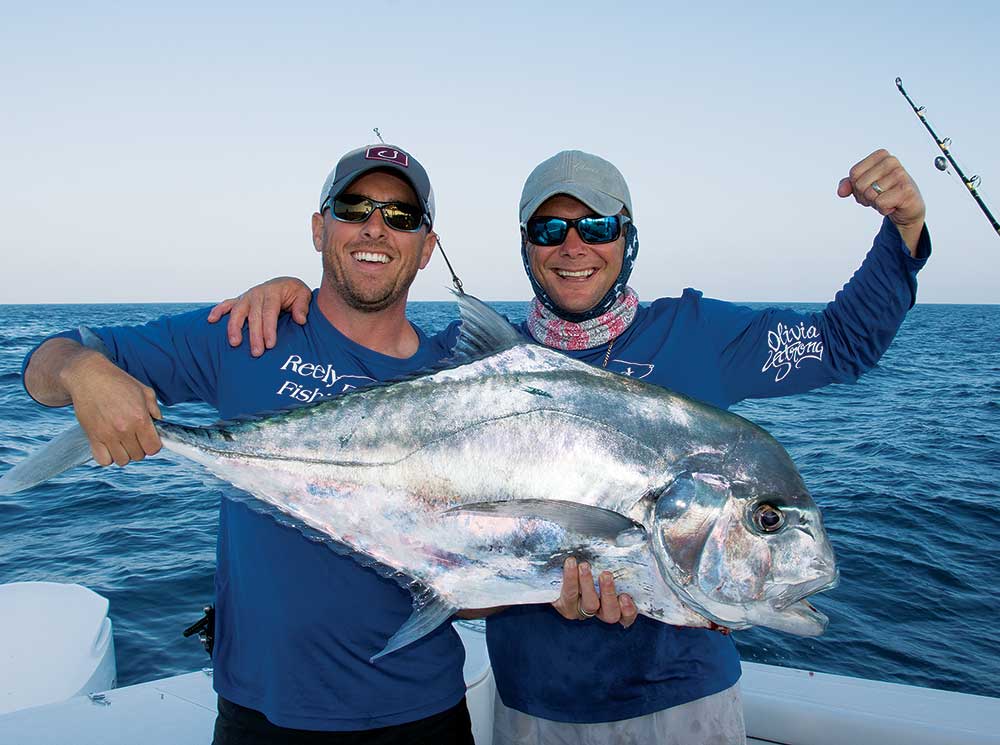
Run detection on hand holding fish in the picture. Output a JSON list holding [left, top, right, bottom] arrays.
[[208, 277, 312, 357], [550, 558, 638, 629], [24, 338, 162, 467], [64, 354, 162, 467], [837, 149, 926, 255]]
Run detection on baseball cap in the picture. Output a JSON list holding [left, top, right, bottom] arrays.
[[319, 144, 436, 227], [519, 150, 632, 224]]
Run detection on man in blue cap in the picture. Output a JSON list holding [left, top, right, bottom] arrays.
[[210, 146, 929, 744], [20, 144, 477, 744]]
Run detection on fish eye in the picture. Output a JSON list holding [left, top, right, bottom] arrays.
[[752, 503, 785, 533]]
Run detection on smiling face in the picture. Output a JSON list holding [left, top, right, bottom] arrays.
[[312, 171, 435, 313], [526, 195, 625, 315]]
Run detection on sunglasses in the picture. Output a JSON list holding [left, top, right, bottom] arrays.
[[325, 194, 428, 232], [524, 214, 631, 247]]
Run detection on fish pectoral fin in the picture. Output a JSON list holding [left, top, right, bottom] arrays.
[[444, 499, 645, 542], [614, 526, 647, 547], [370, 592, 458, 664]]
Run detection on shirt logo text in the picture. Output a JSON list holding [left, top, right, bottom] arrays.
[[276, 354, 375, 401], [762, 323, 824, 382]]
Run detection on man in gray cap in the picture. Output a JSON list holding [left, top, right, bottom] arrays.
[[485, 147, 928, 744], [20, 143, 476, 744], [210, 146, 930, 744]]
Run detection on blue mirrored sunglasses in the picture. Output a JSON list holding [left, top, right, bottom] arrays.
[[524, 214, 630, 246]]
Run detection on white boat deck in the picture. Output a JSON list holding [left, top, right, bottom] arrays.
[[1, 585, 998, 745], [0, 671, 218, 745], [0, 669, 765, 745], [3, 661, 999, 745], [740, 662, 1000, 745]]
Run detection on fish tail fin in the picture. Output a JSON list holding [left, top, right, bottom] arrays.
[[370, 593, 458, 663], [0, 324, 112, 495], [0, 425, 93, 495]]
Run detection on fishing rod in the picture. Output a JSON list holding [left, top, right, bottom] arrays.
[[372, 127, 465, 293], [895, 77, 1000, 239]]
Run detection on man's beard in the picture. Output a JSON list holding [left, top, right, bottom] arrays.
[[323, 241, 417, 313]]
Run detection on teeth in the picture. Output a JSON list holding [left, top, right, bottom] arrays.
[[353, 252, 390, 264], [556, 269, 595, 278]]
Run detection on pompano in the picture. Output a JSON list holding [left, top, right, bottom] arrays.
[[0, 294, 839, 659]]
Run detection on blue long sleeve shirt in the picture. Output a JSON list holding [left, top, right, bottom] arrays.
[[26, 294, 468, 731], [486, 217, 931, 722]]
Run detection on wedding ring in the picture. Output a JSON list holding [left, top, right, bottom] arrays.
[[577, 602, 596, 619], [871, 181, 884, 195]]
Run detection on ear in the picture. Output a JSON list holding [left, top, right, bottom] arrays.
[[311, 212, 324, 253], [418, 229, 437, 270]]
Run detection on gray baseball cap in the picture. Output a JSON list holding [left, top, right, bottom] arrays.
[[519, 150, 632, 224], [319, 144, 436, 227]]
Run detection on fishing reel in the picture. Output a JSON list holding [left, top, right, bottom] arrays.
[[182, 604, 215, 658]]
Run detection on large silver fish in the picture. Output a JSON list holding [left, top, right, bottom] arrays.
[[0, 294, 838, 659]]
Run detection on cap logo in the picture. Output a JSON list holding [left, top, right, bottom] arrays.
[[365, 147, 409, 167]]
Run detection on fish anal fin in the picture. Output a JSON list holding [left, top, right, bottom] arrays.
[[370, 593, 458, 663]]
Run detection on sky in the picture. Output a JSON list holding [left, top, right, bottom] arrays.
[[2, 1, 998, 305]]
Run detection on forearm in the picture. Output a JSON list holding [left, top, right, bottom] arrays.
[[716, 219, 930, 403], [818, 218, 929, 373], [24, 338, 103, 407]]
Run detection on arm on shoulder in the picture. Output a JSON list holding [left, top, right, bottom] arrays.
[[207, 276, 313, 357]]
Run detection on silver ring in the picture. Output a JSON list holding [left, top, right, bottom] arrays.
[[871, 181, 884, 195], [577, 602, 596, 619]]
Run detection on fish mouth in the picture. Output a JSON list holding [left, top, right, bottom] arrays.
[[741, 595, 830, 637], [769, 569, 840, 610], [776, 598, 829, 636]]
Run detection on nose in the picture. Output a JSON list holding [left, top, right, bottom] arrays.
[[360, 207, 389, 240], [558, 227, 588, 257]]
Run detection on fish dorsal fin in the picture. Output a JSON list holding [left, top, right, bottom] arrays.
[[450, 291, 527, 363]]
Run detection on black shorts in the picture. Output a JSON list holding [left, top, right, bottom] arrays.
[[211, 695, 475, 745]]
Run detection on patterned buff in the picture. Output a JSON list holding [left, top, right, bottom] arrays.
[[521, 223, 641, 323], [526, 286, 640, 351]]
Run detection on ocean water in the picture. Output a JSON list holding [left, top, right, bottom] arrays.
[[0, 301, 998, 701]]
